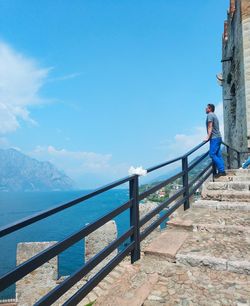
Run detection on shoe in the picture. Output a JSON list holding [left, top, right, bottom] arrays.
[[214, 172, 226, 178]]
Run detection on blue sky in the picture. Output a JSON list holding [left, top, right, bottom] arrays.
[[0, 0, 228, 187]]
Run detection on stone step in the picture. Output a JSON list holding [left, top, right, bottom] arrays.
[[201, 189, 250, 202], [176, 231, 250, 275], [216, 175, 250, 182], [233, 176, 250, 181], [176, 253, 250, 275], [142, 258, 250, 306], [226, 169, 250, 176], [204, 181, 250, 191], [167, 207, 250, 234], [143, 230, 189, 262], [193, 199, 250, 211], [94, 264, 159, 306]]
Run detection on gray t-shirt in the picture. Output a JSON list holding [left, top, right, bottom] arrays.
[[206, 112, 221, 139]]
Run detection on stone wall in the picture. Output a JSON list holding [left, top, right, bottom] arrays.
[[16, 242, 58, 306], [222, 0, 250, 167], [85, 220, 118, 279], [139, 201, 160, 232], [14, 205, 163, 304], [242, 0, 250, 148]]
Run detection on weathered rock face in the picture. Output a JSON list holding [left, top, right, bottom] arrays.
[[222, 0, 250, 167], [16, 242, 58, 306], [0, 148, 75, 191], [139, 201, 160, 232], [85, 220, 118, 279]]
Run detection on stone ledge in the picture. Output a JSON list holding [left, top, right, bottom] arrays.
[[144, 230, 189, 261], [201, 190, 250, 202], [193, 200, 250, 210], [176, 254, 227, 271], [169, 220, 250, 234], [176, 254, 250, 275]]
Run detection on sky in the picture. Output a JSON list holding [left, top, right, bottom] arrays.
[[0, 0, 229, 188]]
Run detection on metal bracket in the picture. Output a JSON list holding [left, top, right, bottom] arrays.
[[221, 56, 233, 62]]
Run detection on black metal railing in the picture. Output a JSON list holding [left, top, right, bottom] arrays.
[[0, 140, 238, 305], [222, 141, 249, 168]]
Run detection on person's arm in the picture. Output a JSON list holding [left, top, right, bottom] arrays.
[[204, 121, 213, 141]]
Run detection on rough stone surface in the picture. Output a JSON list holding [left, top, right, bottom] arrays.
[[13, 169, 250, 305], [168, 206, 250, 231], [139, 201, 160, 232], [194, 199, 250, 211], [222, 0, 250, 162], [201, 176, 250, 202], [95, 266, 158, 306], [144, 230, 189, 261], [16, 242, 58, 306], [85, 220, 118, 279]]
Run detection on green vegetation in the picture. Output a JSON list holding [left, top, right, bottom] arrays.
[[84, 301, 95, 306], [139, 155, 211, 202]]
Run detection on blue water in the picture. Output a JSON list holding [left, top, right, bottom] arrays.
[[0, 189, 130, 299]]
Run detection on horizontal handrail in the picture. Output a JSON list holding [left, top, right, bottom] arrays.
[[188, 151, 209, 172], [0, 141, 209, 239], [222, 141, 249, 154], [189, 167, 213, 196], [34, 228, 134, 305], [146, 156, 183, 173], [183, 141, 208, 158], [139, 187, 185, 227], [138, 171, 184, 201], [0, 200, 133, 292], [61, 243, 134, 306], [188, 162, 213, 188], [146, 141, 209, 173], [140, 196, 185, 241], [0, 175, 134, 238], [0, 139, 226, 304]]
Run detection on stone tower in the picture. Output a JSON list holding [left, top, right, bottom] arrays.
[[222, 0, 250, 165]]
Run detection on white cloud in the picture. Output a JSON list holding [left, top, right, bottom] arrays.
[[0, 41, 51, 134], [48, 72, 81, 82], [29, 145, 130, 188], [31, 145, 112, 173]]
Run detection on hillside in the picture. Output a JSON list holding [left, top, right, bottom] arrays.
[[0, 148, 75, 192]]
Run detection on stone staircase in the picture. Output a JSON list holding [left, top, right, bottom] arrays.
[[171, 169, 250, 276], [91, 169, 250, 305]]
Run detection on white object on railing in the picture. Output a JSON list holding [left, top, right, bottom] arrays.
[[128, 166, 147, 176]]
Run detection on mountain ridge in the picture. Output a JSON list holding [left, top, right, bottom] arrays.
[[0, 148, 76, 192]]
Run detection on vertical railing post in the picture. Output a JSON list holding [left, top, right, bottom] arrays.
[[129, 175, 140, 264], [212, 162, 217, 181], [182, 156, 190, 211], [237, 151, 241, 168], [227, 146, 231, 169]]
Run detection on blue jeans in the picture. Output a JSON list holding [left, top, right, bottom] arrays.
[[209, 137, 225, 173], [242, 157, 250, 169]]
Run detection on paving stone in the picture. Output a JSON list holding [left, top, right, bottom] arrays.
[[168, 206, 250, 234], [201, 190, 250, 202], [205, 181, 250, 191], [48, 171, 250, 305], [144, 230, 189, 261], [193, 200, 250, 211], [182, 231, 249, 260]]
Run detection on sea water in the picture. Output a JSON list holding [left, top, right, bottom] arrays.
[[0, 189, 130, 299]]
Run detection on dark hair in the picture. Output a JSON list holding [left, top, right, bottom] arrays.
[[207, 103, 215, 112]]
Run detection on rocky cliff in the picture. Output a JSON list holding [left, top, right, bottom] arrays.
[[0, 148, 75, 191]]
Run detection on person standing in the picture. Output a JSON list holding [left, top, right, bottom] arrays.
[[205, 103, 226, 178]]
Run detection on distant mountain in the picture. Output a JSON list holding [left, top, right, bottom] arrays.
[[0, 148, 76, 192]]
